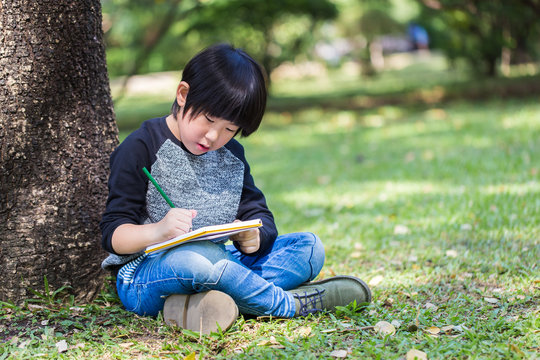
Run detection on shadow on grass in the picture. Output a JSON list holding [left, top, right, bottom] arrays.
[[267, 74, 540, 113]]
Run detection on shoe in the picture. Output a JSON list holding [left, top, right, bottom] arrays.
[[288, 275, 372, 316], [162, 290, 239, 334]]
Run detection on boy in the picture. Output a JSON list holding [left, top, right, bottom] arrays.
[[100, 43, 371, 334]]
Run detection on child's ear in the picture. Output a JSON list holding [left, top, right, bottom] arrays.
[[176, 81, 190, 107]]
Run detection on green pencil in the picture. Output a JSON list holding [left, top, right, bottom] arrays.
[[142, 167, 175, 208]]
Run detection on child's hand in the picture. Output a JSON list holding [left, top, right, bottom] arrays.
[[230, 220, 260, 254], [158, 208, 197, 241]]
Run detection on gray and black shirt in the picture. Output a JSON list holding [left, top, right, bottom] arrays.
[[100, 116, 277, 272]]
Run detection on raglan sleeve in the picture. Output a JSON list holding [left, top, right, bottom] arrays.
[[229, 141, 278, 256], [99, 131, 153, 255]]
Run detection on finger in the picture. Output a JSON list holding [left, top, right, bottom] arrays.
[[240, 243, 259, 254]]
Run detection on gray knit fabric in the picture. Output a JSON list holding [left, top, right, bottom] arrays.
[[146, 139, 244, 229]]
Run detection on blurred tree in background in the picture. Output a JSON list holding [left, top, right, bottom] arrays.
[[414, 0, 540, 76], [102, 0, 540, 81], [103, 0, 337, 79], [331, 0, 405, 76]]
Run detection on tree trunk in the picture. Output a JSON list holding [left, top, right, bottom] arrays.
[[0, 0, 118, 302]]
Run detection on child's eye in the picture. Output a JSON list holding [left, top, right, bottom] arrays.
[[226, 128, 237, 133], [205, 115, 215, 123]]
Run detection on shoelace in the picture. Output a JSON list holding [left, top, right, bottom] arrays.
[[293, 289, 325, 316]]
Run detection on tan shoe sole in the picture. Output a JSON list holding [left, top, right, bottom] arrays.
[[163, 290, 239, 334]]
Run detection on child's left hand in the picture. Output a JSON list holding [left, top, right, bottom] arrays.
[[230, 220, 260, 254]]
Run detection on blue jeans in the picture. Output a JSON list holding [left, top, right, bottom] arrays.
[[116, 232, 325, 318]]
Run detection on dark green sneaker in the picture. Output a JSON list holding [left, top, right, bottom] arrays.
[[288, 275, 372, 316]]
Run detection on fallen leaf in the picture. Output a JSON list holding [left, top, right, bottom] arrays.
[[183, 352, 197, 360], [317, 175, 331, 185], [18, 340, 30, 349], [445, 250, 458, 258], [425, 326, 440, 335], [399, 291, 418, 298], [350, 252, 361, 258], [257, 336, 284, 349], [406, 349, 427, 360], [391, 320, 402, 328], [404, 152, 415, 163], [484, 297, 499, 304], [441, 325, 454, 332], [509, 343, 525, 356], [56, 340, 68, 353], [297, 326, 312, 338], [394, 225, 411, 235], [330, 349, 348, 358], [422, 150, 434, 161], [374, 321, 396, 336], [368, 275, 384, 287], [27, 304, 45, 311], [321, 328, 337, 333], [424, 302, 438, 311], [119, 342, 134, 348]]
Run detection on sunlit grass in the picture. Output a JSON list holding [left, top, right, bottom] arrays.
[[2, 61, 539, 359]]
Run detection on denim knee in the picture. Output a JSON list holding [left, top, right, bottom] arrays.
[[305, 232, 325, 280]]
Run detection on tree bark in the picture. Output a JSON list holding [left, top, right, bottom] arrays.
[[0, 0, 118, 302]]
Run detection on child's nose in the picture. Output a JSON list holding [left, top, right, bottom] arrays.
[[205, 128, 219, 142]]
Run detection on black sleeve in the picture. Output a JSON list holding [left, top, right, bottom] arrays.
[[99, 131, 154, 255], [226, 140, 278, 256]]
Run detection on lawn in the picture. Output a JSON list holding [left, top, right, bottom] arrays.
[[1, 56, 539, 359]]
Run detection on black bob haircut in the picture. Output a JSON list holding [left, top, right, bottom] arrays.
[[171, 43, 267, 137]]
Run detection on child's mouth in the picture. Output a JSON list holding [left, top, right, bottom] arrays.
[[197, 143, 210, 152]]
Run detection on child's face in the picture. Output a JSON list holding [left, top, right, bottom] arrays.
[[175, 110, 240, 155]]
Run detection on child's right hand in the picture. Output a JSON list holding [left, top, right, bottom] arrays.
[[158, 208, 198, 241], [111, 208, 197, 254]]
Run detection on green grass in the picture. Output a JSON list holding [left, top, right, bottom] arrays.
[[2, 59, 539, 359]]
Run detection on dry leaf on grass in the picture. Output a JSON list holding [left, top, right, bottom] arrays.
[[484, 297, 499, 304], [441, 325, 454, 333], [424, 302, 438, 311], [56, 340, 68, 353], [330, 349, 348, 358], [394, 225, 411, 235], [183, 352, 196, 360], [425, 326, 440, 335], [296, 326, 312, 338], [374, 321, 396, 336], [407, 349, 427, 360], [391, 320, 402, 328], [258, 336, 284, 349], [369, 275, 384, 287], [445, 249, 458, 258]]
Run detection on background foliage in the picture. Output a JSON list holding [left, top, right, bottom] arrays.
[[102, 0, 540, 79]]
